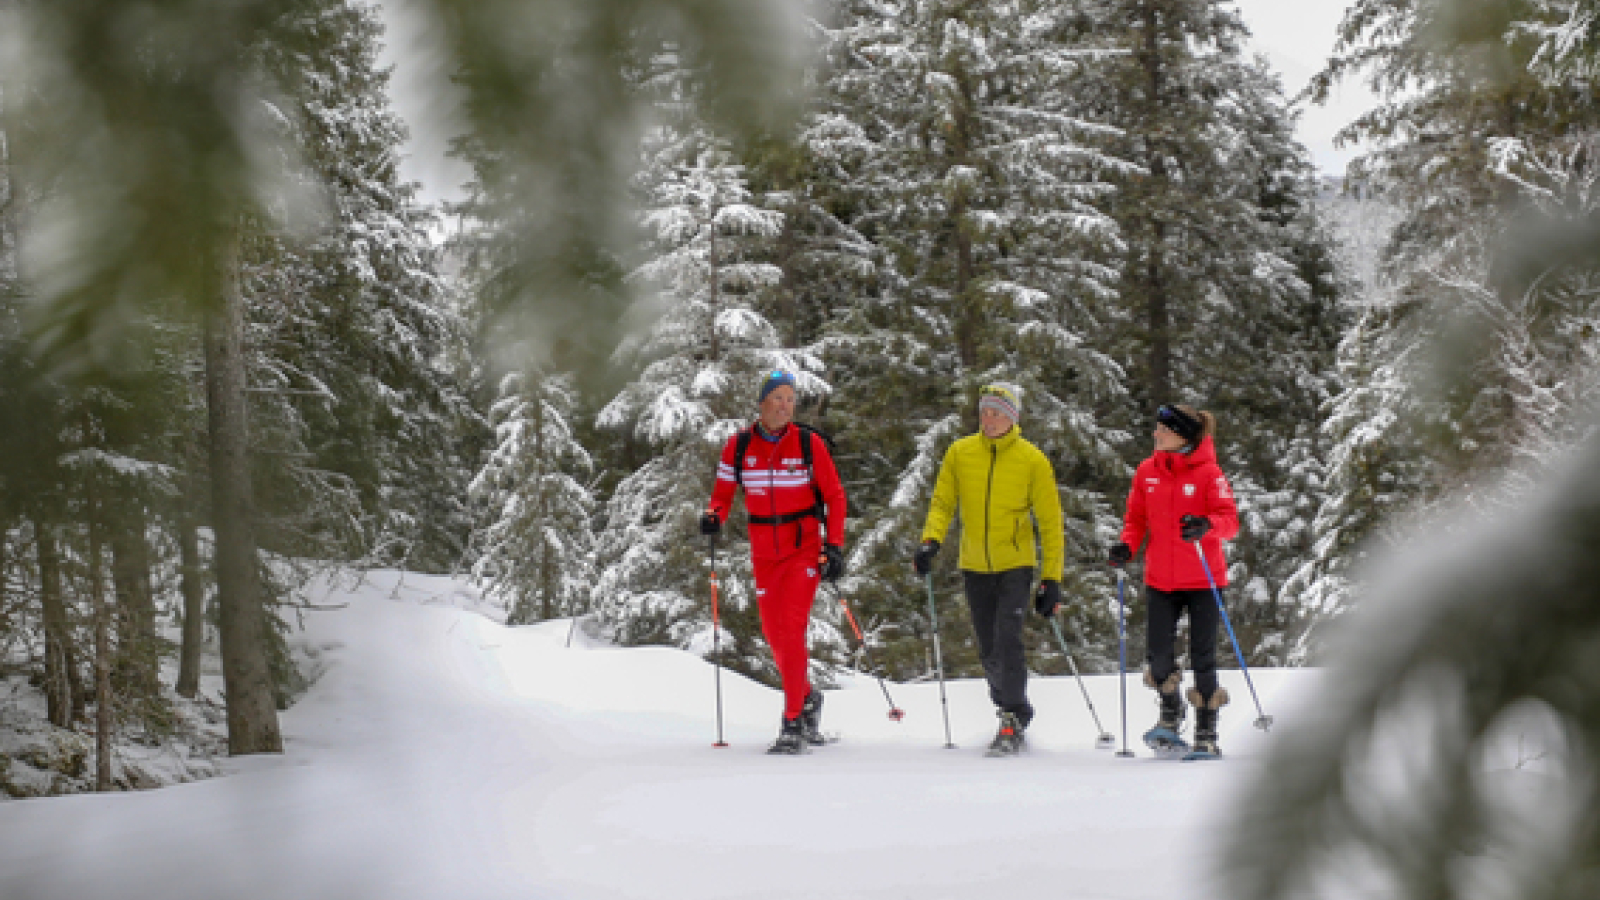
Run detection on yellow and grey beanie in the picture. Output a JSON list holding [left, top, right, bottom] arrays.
[[978, 383, 1022, 423]]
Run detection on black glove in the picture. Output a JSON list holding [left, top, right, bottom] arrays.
[[1108, 542, 1132, 568], [913, 540, 940, 576], [1180, 514, 1212, 543], [820, 544, 845, 582], [699, 511, 721, 536], [1033, 580, 1062, 618]]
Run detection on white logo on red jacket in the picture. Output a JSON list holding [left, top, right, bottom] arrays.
[[1183, 484, 1196, 496]]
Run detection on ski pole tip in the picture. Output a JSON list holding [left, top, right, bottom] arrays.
[[888, 708, 905, 721], [1254, 715, 1275, 732], [713, 741, 729, 748]]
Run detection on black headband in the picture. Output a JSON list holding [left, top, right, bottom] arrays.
[[1156, 405, 1202, 443]]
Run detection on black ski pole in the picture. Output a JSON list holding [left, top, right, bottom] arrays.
[[1047, 616, 1115, 749], [1114, 569, 1134, 758], [924, 573, 956, 749], [830, 583, 905, 721], [1192, 542, 1274, 732], [709, 534, 728, 748]]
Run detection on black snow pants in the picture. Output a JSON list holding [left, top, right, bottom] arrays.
[[963, 567, 1035, 727], [1145, 585, 1222, 701]]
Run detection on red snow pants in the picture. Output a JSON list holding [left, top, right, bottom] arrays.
[[753, 549, 822, 720]]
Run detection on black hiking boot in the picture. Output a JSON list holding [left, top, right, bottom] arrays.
[[1191, 707, 1222, 758], [985, 710, 1025, 757], [767, 716, 807, 755], [1185, 687, 1229, 759], [800, 690, 827, 746], [1152, 689, 1185, 734]]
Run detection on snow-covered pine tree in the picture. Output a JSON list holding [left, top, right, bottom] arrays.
[[1224, 7, 1600, 893], [247, 0, 480, 572], [799, 0, 1136, 676], [469, 370, 596, 625], [1060, 0, 1344, 660], [1290, 0, 1600, 640], [593, 69, 837, 682]]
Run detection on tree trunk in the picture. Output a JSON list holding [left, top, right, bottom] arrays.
[[36, 521, 83, 728], [110, 504, 160, 697], [1148, 252, 1171, 402], [0, 83, 17, 288], [953, 197, 979, 370], [1138, 0, 1172, 404], [204, 225, 282, 755], [175, 515, 206, 698], [87, 482, 113, 791]]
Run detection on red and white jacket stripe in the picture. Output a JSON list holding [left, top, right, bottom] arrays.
[[707, 423, 847, 561]]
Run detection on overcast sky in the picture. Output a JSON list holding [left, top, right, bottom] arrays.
[[377, 0, 1374, 207]]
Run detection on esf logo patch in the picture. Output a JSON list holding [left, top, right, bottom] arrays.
[[1183, 484, 1196, 496]]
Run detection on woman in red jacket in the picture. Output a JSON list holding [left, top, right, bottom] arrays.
[[1108, 404, 1239, 757]]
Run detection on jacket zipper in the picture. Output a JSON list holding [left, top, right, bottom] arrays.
[[984, 442, 997, 571], [769, 432, 780, 556]]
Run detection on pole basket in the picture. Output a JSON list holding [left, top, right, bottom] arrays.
[[1095, 733, 1116, 750], [1254, 714, 1275, 732], [888, 708, 905, 721]]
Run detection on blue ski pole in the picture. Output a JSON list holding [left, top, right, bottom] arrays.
[[1192, 542, 1274, 732]]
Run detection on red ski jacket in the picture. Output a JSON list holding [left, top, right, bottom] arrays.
[[707, 422, 847, 561], [1119, 436, 1240, 591]]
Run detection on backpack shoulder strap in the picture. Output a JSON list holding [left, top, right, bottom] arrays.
[[732, 428, 754, 486], [795, 423, 816, 470], [793, 424, 829, 516]]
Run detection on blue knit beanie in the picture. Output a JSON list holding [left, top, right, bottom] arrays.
[[758, 369, 798, 403]]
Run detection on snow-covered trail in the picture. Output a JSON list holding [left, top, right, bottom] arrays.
[[0, 572, 1313, 900]]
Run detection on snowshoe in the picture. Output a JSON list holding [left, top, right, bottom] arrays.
[[1142, 724, 1190, 759], [800, 690, 827, 747], [1142, 689, 1188, 757], [767, 717, 808, 755], [985, 710, 1026, 757]]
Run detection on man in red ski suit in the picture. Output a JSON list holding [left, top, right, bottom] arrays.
[[700, 370, 847, 754]]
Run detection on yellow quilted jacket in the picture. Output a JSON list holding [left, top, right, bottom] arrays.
[[920, 427, 1064, 580]]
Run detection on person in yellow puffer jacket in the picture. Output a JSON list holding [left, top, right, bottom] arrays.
[[914, 383, 1064, 754]]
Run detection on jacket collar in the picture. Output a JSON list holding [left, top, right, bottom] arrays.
[[1155, 435, 1217, 473], [752, 420, 792, 443], [978, 426, 1022, 452]]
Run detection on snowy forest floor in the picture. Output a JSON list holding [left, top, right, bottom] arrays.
[[0, 569, 1321, 900]]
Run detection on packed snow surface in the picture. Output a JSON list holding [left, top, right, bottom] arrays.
[[0, 570, 1317, 900]]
